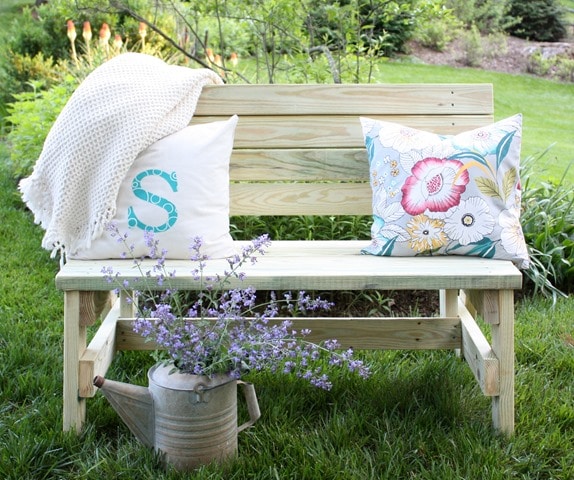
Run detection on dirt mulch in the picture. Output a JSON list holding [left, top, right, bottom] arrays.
[[405, 35, 573, 78]]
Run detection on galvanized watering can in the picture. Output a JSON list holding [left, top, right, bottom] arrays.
[[93, 363, 260, 471]]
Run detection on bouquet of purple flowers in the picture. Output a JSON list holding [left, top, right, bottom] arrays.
[[103, 228, 370, 390]]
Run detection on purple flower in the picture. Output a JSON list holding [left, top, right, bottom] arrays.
[[103, 229, 371, 389]]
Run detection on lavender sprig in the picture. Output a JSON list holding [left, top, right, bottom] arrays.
[[104, 227, 371, 390]]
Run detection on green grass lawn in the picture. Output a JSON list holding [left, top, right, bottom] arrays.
[[0, 3, 573, 477], [372, 60, 574, 186], [1, 159, 573, 478]]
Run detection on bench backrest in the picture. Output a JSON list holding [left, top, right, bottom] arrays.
[[190, 84, 494, 217]]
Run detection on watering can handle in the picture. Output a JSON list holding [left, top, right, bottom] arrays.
[[237, 381, 261, 433]]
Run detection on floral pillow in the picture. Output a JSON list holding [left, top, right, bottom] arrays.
[[71, 115, 238, 260], [360, 114, 529, 269]]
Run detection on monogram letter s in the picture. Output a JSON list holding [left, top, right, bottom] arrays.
[[127, 169, 178, 232]]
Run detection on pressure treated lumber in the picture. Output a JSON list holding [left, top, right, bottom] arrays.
[[57, 83, 519, 437]]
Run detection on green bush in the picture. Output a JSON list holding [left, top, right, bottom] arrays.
[[526, 49, 574, 82], [520, 153, 574, 299], [446, 0, 515, 33], [507, 0, 567, 42], [459, 25, 484, 67], [413, 0, 462, 52], [0, 0, 177, 127], [5, 77, 77, 179], [307, 0, 421, 57]]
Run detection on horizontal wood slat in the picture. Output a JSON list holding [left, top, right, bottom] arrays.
[[194, 84, 494, 116], [230, 183, 371, 216], [230, 149, 368, 181], [116, 317, 462, 351], [191, 114, 495, 149]]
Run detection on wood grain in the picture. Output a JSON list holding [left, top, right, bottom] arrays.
[[194, 84, 494, 116]]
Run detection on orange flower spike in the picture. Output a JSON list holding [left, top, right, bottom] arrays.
[[139, 22, 147, 50], [205, 48, 215, 64], [66, 20, 77, 42], [82, 21, 92, 43], [113, 34, 123, 52], [214, 54, 225, 78], [66, 20, 78, 64], [99, 23, 111, 46], [82, 21, 92, 62]]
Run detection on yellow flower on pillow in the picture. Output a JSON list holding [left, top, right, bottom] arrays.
[[406, 215, 447, 253]]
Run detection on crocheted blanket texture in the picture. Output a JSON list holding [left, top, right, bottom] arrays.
[[19, 52, 223, 259]]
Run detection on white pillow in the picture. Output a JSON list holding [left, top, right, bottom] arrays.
[[71, 115, 238, 259]]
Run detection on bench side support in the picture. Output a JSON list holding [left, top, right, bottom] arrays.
[[490, 289, 515, 435]]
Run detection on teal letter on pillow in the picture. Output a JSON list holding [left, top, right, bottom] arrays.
[[127, 169, 178, 233]]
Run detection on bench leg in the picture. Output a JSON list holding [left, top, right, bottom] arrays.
[[458, 289, 515, 435], [440, 289, 461, 357], [62, 290, 113, 432], [489, 289, 515, 435], [63, 291, 86, 432]]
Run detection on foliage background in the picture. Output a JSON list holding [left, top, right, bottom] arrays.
[[0, 1, 572, 478]]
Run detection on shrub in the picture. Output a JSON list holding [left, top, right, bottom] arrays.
[[520, 153, 574, 299], [446, 0, 515, 34], [459, 25, 484, 67], [484, 32, 508, 59], [0, 0, 176, 127], [413, 0, 463, 52], [307, 0, 421, 57], [555, 57, 574, 83], [526, 49, 574, 82], [5, 77, 77, 179], [507, 0, 567, 42]]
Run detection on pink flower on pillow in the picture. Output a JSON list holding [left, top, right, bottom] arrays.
[[401, 158, 469, 215]]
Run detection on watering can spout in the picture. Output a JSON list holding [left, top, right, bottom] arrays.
[[93, 376, 154, 448]]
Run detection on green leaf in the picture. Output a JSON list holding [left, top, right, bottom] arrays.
[[466, 238, 496, 258], [496, 130, 515, 170], [475, 177, 503, 200], [502, 167, 518, 201], [450, 238, 496, 258]]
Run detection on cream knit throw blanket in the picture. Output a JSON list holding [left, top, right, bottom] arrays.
[[19, 53, 223, 259]]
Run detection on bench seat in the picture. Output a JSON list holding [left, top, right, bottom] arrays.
[[57, 240, 522, 292]]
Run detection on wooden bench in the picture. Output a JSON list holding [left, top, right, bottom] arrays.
[[55, 84, 522, 436]]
